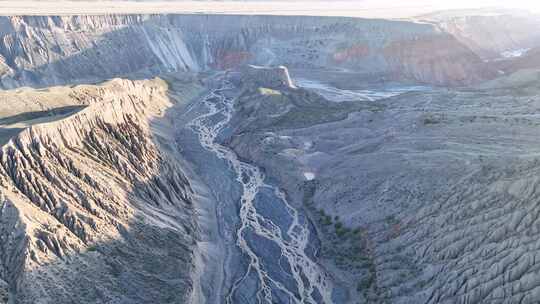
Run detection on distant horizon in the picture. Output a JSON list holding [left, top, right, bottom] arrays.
[[0, 1, 538, 18]]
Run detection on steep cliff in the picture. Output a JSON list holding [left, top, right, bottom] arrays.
[[0, 14, 494, 87], [240, 65, 295, 89], [0, 78, 199, 303], [422, 10, 540, 60]]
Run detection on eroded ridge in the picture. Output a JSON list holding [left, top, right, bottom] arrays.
[[0, 78, 197, 303]]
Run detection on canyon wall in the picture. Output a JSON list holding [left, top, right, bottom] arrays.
[[0, 78, 198, 303], [423, 11, 540, 60], [0, 14, 494, 88]]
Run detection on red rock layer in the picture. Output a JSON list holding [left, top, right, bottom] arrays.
[[383, 34, 496, 86], [332, 44, 370, 64]]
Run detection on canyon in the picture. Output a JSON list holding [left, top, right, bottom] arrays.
[[0, 14, 498, 88], [1, 7, 540, 304]]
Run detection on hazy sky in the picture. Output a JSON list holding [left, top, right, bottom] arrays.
[[0, 1, 539, 17], [359, 0, 540, 12]]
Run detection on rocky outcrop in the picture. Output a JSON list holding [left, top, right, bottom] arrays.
[[0, 14, 494, 87], [0, 78, 198, 303], [240, 65, 295, 89], [0, 56, 9, 77]]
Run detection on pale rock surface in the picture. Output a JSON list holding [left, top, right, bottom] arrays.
[[0, 77, 200, 303], [241, 65, 295, 89]]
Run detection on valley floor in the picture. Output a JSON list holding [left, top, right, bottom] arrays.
[[4, 65, 540, 303]]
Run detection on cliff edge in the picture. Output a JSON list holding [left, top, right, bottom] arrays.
[[0, 78, 199, 303]]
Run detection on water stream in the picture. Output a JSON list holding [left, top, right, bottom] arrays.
[[187, 76, 333, 303]]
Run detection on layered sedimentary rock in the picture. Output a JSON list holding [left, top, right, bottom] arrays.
[[0, 14, 494, 87], [422, 10, 540, 60], [0, 78, 198, 303], [240, 65, 295, 89], [383, 33, 495, 86]]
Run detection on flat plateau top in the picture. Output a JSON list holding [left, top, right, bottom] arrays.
[[0, 1, 526, 19]]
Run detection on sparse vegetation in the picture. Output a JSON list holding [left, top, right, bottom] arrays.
[[301, 178, 379, 299], [313, 206, 378, 297]]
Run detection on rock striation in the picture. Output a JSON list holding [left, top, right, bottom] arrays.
[[0, 78, 198, 303], [0, 14, 495, 87]]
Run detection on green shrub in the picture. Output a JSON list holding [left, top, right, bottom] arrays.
[[322, 215, 332, 226]]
